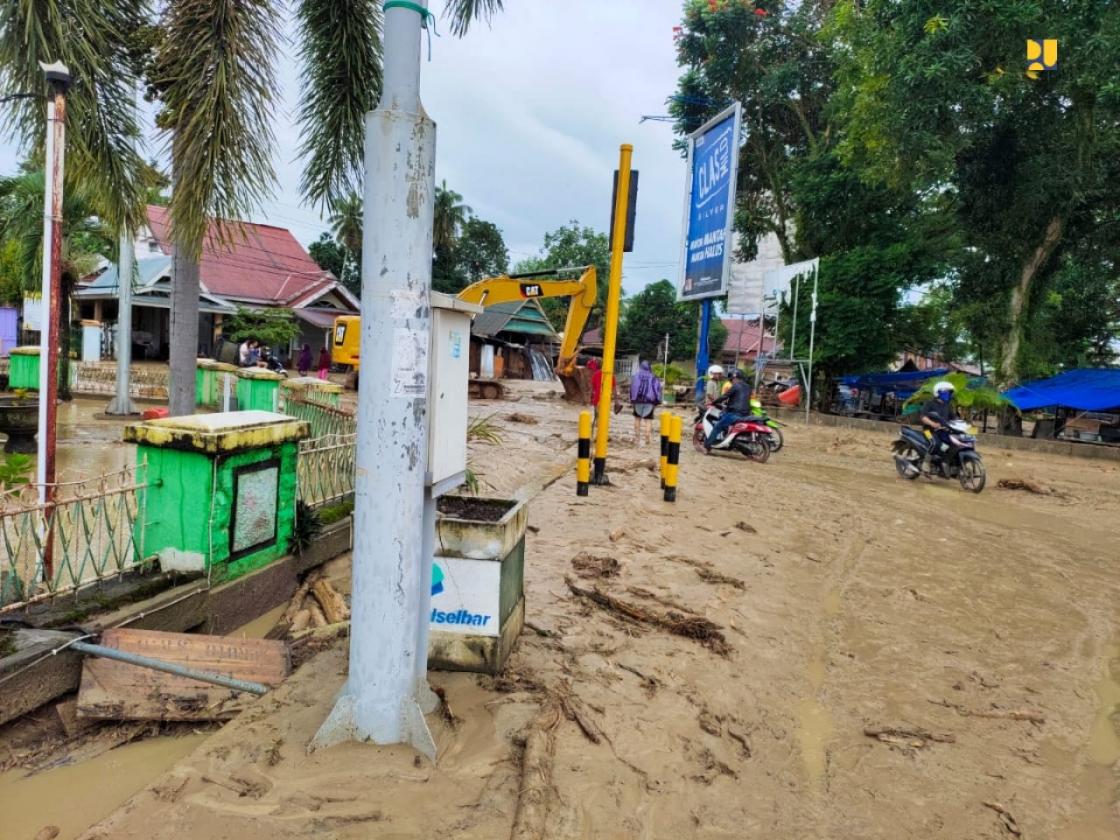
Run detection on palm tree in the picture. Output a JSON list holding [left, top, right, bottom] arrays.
[[0, 1, 504, 416], [0, 171, 113, 399], [433, 181, 471, 251]]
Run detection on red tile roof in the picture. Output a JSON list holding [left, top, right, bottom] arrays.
[[721, 318, 780, 358], [145, 205, 334, 306]]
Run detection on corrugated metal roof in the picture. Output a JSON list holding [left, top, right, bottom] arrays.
[[472, 299, 558, 340]]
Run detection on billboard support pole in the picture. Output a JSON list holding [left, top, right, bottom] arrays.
[[695, 300, 712, 402]]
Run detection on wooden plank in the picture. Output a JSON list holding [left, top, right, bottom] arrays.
[[76, 628, 290, 722]]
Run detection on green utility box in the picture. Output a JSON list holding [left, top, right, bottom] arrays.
[[196, 359, 239, 408], [124, 411, 309, 581], [8, 347, 40, 390], [280, 376, 343, 409], [235, 367, 284, 412]]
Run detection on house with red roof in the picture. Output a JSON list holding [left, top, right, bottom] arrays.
[[76, 206, 358, 361]]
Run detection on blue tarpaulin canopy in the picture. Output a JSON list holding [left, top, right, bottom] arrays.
[[1003, 369, 1120, 412], [836, 368, 949, 398]]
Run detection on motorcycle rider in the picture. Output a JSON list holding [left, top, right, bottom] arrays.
[[705, 368, 753, 453], [704, 364, 726, 402], [920, 380, 957, 474]]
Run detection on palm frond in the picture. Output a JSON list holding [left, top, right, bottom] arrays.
[[467, 413, 503, 445], [443, 0, 505, 37], [296, 0, 382, 211], [0, 0, 148, 232], [156, 0, 281, 257]]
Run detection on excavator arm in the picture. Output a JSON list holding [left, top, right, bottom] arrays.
[[456, 265, 597, 375]]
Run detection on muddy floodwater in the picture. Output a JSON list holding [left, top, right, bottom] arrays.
[[7, 393, 1120, 839]]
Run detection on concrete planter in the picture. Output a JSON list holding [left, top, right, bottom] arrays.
[[0, 394, 38, 453], [429, 496, 527, 674]]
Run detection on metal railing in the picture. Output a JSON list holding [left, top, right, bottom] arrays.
[[285, 396, 357, 438], [0, 463, 150, 610], [297, 433, 356, 509]]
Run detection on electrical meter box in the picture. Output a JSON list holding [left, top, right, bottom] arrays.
[[427, 292, 482, 496]]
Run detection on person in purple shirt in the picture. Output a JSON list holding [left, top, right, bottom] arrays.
[[629, 360, 662, 445]]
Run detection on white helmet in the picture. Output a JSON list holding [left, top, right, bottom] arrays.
[[932, 380, 956, 397], [707, 364, 725, 378]]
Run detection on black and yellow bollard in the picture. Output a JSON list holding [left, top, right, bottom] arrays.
[[659, 411, 670, 488], [663, 414, 681, 502], [577, 410, 592, 496]]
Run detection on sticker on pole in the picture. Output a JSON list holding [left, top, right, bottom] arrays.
[[678, 102, 742, 302], [391, 328, 428, 398]]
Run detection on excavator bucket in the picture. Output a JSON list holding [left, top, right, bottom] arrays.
[[559, 366, 593, 404]]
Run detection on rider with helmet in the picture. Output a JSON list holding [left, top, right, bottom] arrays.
[[921, 381, 958, 473], [704, 364, 726, 402], [705, 368, 753, 452]]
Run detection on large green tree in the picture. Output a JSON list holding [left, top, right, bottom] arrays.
[[433, 215, 510, 294], [831, 0, 1120, 383]]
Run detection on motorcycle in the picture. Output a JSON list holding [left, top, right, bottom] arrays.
[[750, 398, 786, 452], [891, 419, 986, 493], [693, 405, 771, 463]]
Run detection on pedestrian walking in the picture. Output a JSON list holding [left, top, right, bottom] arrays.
[[318, 346, 331, 380], [630, 360, 662, 445], [297, 343, 312, 376]]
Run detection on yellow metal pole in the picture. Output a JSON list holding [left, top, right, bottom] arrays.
[[577, 410, 592, 496], [592, 143, 633, 485], [663, 414, 681, 502], [659, 411, 670, 488]]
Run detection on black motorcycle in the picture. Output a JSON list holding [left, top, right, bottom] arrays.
[[892, 419, 986, 493]]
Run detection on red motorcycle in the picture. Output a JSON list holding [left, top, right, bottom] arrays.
[[692, 405, 771, 463]]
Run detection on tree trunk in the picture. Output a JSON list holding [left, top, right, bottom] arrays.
[[997, 215, 1064, 384], [169, 245, 200, 416]]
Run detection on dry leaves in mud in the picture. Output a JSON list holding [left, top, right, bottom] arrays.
[[571, 552, 621, 579], [666, 554, 746, 591], [506, 413, 539, 425], [565, 576, 731, 655], [863, 724, 956, 750], [997, 478, 1053, 496]]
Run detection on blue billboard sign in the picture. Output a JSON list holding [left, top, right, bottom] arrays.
[[678, 103, 741, 301]]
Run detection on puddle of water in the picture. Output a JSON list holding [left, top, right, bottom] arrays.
[[231, 603, 286, 640], [1087, 647, 1120, 767], [797, 695, 832, 786], [0, 732, 205, 840], [823, 588, 841, 618]]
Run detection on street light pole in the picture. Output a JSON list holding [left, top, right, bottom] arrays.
[[312, 0, 437, 758], [36, 62, 70, 527]]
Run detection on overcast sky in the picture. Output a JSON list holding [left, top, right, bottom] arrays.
[[0, 1, 688, 296]]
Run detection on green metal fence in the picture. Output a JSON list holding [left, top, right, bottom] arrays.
[[284, 396, 357, 438], [297, 433, 356, 509], [0, 463, 150, 610]]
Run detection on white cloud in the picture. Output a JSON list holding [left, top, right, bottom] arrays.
[[0, 0, 688, 294]]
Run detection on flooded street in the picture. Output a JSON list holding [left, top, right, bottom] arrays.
[[59, 403, 1120, 840]]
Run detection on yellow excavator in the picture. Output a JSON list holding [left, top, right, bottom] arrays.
[[331, 265, 597, 400]]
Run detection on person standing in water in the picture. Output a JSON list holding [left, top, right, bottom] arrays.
[[629, 360, 662, 445]]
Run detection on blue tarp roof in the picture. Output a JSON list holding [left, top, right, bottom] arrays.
[[1003, 369, 1120, 412], [836, 368, 950, 391]]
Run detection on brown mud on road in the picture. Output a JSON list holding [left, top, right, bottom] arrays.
[[48, 402, 1120, 838]]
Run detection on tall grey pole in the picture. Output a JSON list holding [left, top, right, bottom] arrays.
[[806, 266, 819, 423], [313, 0, 437, 758], [106, 230, 137, 414]]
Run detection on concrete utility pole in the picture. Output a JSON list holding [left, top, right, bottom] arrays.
[[313, 0, 437, 758], [106, 231, 137, 415], [36, 62, 70, 519]]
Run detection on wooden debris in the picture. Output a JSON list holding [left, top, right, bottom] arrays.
[[54, 698, 95, 738], [524, 621, 558, 638], [983, 800, 1022, 836], [281, 571, 321, 626], [308, 602, 329, 628], [566, 577, 730, 655], [311, 578, 350, 625], [288, 609, 312, 634], [998, 478, 1050, 495], [571, 552, 620, 579], [626, 585, 700, 615], [863, 725, 955, 749], [77, 628, 289, 722], [432, 685, 459, 730], [510, 697, 561, 840], [734, 521, 757, 533], [506, 412, 539, 425], [32, 827, 60, 840], [929, 699, 1045, 724]]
